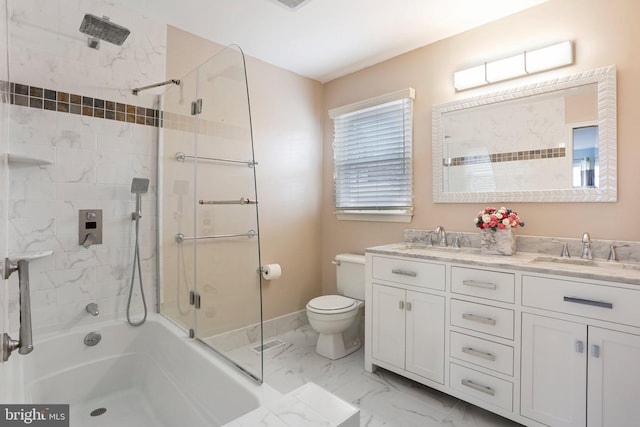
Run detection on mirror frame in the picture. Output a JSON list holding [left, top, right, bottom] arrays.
[[432, 65, 617, 203]]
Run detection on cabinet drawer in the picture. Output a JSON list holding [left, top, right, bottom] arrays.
[[450, 332, 514, 376], [522, 275, 640, 327], [451, 267, 515, 303], [372, 256, 445, 291], [450, 299, 514, 340], [450, 363, 513, 411]]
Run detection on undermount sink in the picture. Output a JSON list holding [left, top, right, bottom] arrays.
[[530, 256, 640, 271]]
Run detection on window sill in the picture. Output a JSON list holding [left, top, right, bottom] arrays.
[[336, 213, 413, 223]]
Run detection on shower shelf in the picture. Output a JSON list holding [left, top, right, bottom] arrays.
[[8, 250, 54, 263], [6, 153, 55, 166]]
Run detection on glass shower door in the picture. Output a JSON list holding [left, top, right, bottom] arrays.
[[193, 46, 262, 382], [159, 45, 263, 382]]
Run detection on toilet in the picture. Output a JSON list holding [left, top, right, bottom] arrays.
[[306, 253, 365, 360]]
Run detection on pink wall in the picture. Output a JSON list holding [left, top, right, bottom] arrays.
[[321, 0, 640, 293]]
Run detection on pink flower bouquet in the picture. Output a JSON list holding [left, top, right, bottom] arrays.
[[474, 207, 524, 231]]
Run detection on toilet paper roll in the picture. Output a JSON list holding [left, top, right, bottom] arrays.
[[261, 264, 282, 280]]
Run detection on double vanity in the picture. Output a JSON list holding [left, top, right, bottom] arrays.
[[364, 232, 640, 427]]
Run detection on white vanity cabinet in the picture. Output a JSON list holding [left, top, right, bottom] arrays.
[[448, 266, 516, 413], [369, 255, 446, 385], [365, 246, 640, 427], [521, 275, 640, 427]]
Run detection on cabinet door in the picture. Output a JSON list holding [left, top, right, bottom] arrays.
[[588, 327, 640, 427], [521, 313, 587, 427], [406, 291, 445, 384], [372, 284, 405, 369]]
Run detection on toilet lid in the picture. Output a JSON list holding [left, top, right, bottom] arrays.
[[308, 295, 356, 312]]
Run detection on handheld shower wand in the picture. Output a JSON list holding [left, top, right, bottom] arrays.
[[131, 178, 149, 220], [128, 178, 150, 327]]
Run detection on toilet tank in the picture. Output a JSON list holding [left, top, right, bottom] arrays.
[[336, 253, 366, 300]]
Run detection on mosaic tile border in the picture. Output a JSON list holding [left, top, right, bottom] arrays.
[[0, 81, 253, 140], [444, 147, 566, 167], [1, 81, 159, 127]]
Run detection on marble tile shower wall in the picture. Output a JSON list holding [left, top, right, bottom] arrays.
[[6, 0, 166, 334]]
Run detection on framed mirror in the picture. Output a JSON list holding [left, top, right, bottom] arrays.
[[432, 65, 616, 203]]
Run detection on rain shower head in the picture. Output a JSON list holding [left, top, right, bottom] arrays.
[[79, 14, 130, 49], [131, 177, 149, 194]]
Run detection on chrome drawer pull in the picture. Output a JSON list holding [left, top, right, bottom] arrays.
[[462, 280, 497, 290], [462, 346, 496, 362], [461, 379, 495, 396], [563, 296, 613, 309], [462, 313, 496, 326], [391, 269, 417, 277]]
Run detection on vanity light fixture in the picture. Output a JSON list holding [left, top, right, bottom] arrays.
[[453, 41, 574, 91]]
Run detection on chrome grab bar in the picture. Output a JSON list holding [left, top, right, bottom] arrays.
[[175, 152, 258, 168], [175, 229, 257, 243], [199, 198, 257, 205], [2, 259, 33, 361]]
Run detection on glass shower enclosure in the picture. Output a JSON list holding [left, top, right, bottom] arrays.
[[158, 46, 263, 382]]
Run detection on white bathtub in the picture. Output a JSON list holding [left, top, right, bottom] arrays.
[[1, 315, 281, 427]]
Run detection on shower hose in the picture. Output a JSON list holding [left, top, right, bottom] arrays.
[[127, 213, 147, 326]]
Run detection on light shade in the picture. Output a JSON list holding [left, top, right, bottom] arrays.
[[486, 53, 526, 83], [526, 41, 573, 74], [453, 41, 574, 91], [453, 64, 486, 91]]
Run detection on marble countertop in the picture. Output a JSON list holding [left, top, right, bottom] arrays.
[[367, 243, 640, 286]]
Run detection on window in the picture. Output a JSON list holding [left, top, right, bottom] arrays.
[[329, 88, 415, 222]]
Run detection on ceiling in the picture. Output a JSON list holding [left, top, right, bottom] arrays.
[[117, 0, 548, 83]]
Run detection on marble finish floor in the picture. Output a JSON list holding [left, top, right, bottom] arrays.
[[227, 325, 524, 427]]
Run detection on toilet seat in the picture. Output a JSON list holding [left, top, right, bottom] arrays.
[[307, 295, 356, 314]]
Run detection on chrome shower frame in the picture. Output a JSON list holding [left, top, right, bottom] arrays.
[[132, 79, 181, 96]]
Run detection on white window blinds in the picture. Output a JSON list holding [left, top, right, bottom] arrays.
[[330, 88, 415, 218]]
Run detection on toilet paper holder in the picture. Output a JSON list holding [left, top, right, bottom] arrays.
[[259, 264, 282, 280]]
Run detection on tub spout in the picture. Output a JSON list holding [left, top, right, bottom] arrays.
[[86, 303, 99, 316]]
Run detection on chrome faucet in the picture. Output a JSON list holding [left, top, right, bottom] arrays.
[[434, 226, 447, 247], [581, 232, 593, 259], [608, 243, 629, 262], [85, 303, 99, 316], [551, 240, 571, 258]]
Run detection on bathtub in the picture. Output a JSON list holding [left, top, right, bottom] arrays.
[[1, 315, 281, 427]]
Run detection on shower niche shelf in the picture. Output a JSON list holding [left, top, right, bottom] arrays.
[[6, 153, 55, 166], [8, 249, 54, 263]]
